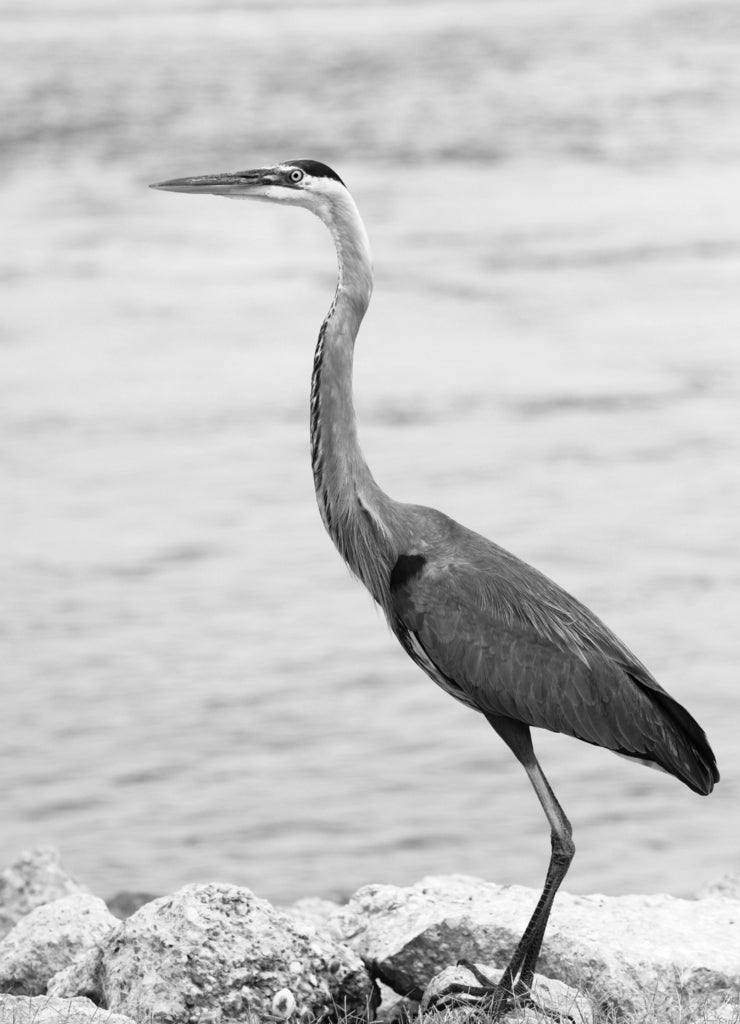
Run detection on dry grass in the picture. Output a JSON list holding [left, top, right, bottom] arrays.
[[1, 982, 737, 1024], [336, 977, 740, 1024]]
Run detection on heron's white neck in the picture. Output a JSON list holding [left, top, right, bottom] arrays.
[[309, 189, 395, 596]]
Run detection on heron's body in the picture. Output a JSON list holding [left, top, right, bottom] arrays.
[[152, 159, 718, 1012]]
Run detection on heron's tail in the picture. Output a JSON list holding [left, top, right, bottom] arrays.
[[629, 674, 719, 795]]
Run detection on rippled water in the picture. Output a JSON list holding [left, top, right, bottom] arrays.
[[1, 0, 739, 904]]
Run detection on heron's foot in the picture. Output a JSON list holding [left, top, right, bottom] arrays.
[[424, 981, 508, 1019], [423, 961, 576, 1023], [422, 961, 510, 1019]]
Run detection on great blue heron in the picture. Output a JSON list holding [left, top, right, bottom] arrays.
[[151, 160, 718, 1015]]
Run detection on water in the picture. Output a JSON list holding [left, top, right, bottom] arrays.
[[1, 0, 739, 906]]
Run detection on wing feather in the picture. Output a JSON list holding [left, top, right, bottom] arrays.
[[389, 532, 718, 794]]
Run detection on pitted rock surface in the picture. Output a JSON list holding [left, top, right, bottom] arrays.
[[0, 848, 86, 940], [0, 894, 117, 995], [50, 882, 374, 1023], [0, 995, 137, 1024]]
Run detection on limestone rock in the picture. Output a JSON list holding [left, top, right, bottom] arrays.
[[47, 949, 103, 1005], [695, 873, 740, 900], [0, 894, 118, 996], [0, 849, 85, 940], [52, 882, 375, 1023], [0, 994, 137, 1024], [373, 980, 419, 1023], [421, 963, 594, 1023], [281, 897, 346, 938], [330, 874, 740, 1014]]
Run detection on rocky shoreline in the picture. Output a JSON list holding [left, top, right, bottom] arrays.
[[0, 847, 737, 1023]]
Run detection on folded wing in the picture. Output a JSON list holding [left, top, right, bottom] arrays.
[[389, 540, 718, 795]]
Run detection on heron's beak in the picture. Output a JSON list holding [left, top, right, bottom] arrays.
[[149, 168, 274, 196]]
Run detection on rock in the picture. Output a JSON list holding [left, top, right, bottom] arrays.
[[0, 849, 85, 940], [0, 994, 137, 1024], [421, 963, 594, 1023], [48, 950, 103, 1006], [374, 980, 419, 1023], [51, 882, 375, 1023], [0, 894, 118, 996], [695, 873, 740, 900], [281, 896, 346, 938], [329, 874, 740, 1014]]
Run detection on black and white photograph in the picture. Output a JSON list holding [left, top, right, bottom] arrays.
[[1, 0, 739, 1021]]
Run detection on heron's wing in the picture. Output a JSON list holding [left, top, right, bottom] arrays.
[[389, 542, 717, 793]]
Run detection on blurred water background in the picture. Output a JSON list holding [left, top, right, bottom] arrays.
[[1, 0, 739, 905]]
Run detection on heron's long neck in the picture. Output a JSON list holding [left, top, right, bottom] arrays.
[[309, 192, 394, 597]]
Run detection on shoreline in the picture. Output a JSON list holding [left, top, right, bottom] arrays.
[[1, 847, 738, 1023]]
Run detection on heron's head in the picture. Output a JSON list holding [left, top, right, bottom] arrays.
[[150, 159, 347, 217], [151, 157, 371, 287]]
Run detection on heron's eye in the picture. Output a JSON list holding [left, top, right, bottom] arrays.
[[289, 169, 304, 183]]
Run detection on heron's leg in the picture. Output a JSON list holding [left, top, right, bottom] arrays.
[[430, 716, 575, 1020], [486, 714, 575, 996]]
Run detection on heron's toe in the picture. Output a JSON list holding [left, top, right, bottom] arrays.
[[421, 963, 509, 1017]]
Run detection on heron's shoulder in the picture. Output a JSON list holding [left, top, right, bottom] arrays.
[[392, 503, 503, 558], [392, 505, 546, 585]]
